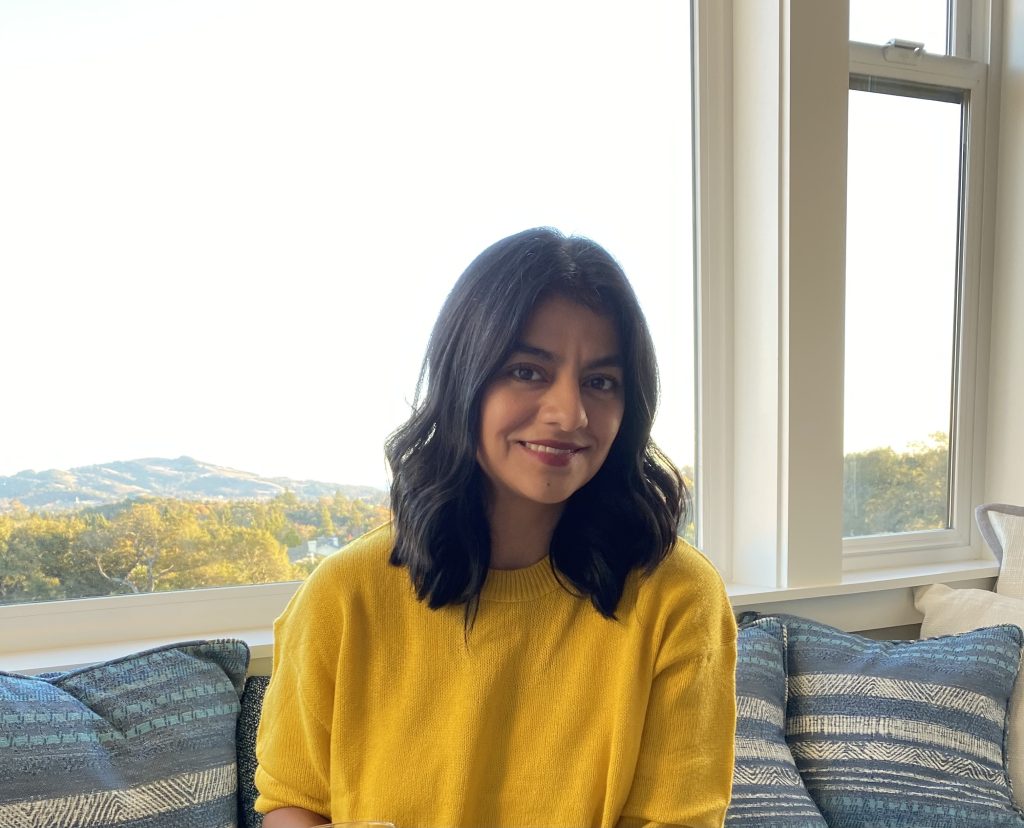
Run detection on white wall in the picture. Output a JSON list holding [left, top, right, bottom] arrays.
[[987, 0, 1024, 504]]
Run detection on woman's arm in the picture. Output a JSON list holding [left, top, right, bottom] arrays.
[[262, 806, 331, 827], [617, 552, 739, 828], [255, 573, 337, 818]]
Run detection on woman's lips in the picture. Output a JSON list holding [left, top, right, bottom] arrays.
[[518, 440, 584, 467]]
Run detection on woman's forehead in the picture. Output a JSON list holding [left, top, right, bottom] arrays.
[[515, 296, 621, 358]]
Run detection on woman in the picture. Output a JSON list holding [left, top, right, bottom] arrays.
[[255, 228, 737, 828]]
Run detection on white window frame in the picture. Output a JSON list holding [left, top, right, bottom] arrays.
[[843, 21, 993, 569], [696, 0, 851, 590], [0, 0, 1006, 673], [694, 0, 1002, 586]]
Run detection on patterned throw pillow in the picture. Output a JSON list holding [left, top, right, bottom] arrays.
[[0, 639, 248, 828], [915, 583, 1024, 810], [237, 675, 270, 828], [779, 615, 1024, 828], [726, 617, 828, 827]]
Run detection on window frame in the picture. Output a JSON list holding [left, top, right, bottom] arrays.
[[0, 581, 292, 673], [841, 41, 989, 567], [693, 0, 1001, 586], [696, 0, 851, 590]]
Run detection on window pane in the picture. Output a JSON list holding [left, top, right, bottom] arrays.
[[843, 84, 963, 538], [0, 1, 695, 604], [850, 0, 949, 54]]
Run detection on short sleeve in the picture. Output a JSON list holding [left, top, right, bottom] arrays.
[[618, 550, 737, 828], [253, 580, 337, 818]]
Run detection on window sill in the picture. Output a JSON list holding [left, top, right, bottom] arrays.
[[2, 558, 999, 675], [728, 557, 999, 631], [6, 628, 275, 677], [0, 581, 295, 675], [728, 557, 998, 605]]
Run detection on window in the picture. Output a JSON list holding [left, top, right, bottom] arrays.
[[0, 1, 696, 609], [694, 0, 997, 591], [843, 2, 990, 558], [3, 1, 1006, 668], [843, 80, 962, 539]]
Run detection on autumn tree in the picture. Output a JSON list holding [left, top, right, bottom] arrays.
[[319, 502, 335, 537], [75, 501, 207, 594], [0, 515, 65, 603], [843, 433, 949, 537], [198, 524, 292, 587]]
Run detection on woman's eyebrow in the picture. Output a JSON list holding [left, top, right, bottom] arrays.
[[509, 342, 552, 359], [510, 342, 622, 370], [586, 355, 623, 370]]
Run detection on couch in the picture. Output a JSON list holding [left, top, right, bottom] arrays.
[[2, 616, 1022, 828], [4, 504, 1024, 828]]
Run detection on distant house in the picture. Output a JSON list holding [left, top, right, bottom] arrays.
[[287, 536, 343, 564]]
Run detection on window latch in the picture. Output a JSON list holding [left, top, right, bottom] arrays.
[[883, 38, 925, 64]]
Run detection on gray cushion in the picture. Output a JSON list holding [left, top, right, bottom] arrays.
[[0, 639, 248, 828], [237, 675, 270, 828]]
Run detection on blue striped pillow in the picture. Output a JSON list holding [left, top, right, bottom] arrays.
[[0, 639, 248, 828], [727, 617, 829, 827], [779, 615, 1024, 828]]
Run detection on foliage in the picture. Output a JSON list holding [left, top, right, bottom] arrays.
[[676, 437, 950, 544], [843, 433, 949, 537], [680, 465, 696, 545], [0, 492, 390, 606]]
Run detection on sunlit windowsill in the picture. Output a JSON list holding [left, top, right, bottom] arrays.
[[2, 558, 1001, 676], [7, 629, 276, 678], [726, 558, 999, 637], [727, 557, 999, 608]]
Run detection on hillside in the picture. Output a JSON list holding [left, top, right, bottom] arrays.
[[0, 456, 386, 512]]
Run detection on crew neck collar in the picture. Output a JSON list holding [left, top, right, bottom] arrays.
[[480, 555, 562, 602]]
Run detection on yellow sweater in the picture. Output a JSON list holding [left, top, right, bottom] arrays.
[[255, 524, 736, 827]]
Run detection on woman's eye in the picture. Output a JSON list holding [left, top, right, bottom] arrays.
[[510, 366, 542, 382], [585, 375, 619, 392]]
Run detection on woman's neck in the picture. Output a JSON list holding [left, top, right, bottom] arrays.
[[487, 494, 564, 570]]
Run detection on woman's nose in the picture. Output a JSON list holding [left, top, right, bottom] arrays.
[[541, 377, 588, 431]]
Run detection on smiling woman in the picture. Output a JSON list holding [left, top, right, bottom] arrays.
[[383, 229, 687, 619], [254, 228, 736, 828], [476, 296, 626, 559]]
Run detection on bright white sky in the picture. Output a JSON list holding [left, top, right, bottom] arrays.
[[0, 1, 956, 489], [845, 0, 958, 455]]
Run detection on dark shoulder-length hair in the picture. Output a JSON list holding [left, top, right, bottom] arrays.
[[385, 227, 687, 619]]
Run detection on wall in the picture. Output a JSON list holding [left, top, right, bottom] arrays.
[[987, 0, 1024, 504], [250, 655, 272, 676]]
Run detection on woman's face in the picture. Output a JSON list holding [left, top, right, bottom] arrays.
[[476, 295, 625, 512]]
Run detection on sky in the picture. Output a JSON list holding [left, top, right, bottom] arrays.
[[0, 1, 957, 489], [845, 0, 959, 455]]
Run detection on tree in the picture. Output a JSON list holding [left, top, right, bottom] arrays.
[[70, 501, 207, 594], [0, 515, 65, 603], [319, 502, 335, 537], [198, 525, 292, 587], [843, 433, 949, 537]]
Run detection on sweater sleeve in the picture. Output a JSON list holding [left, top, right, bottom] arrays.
[[253, 578, 337, 819], [618, 552, 737, 828]]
